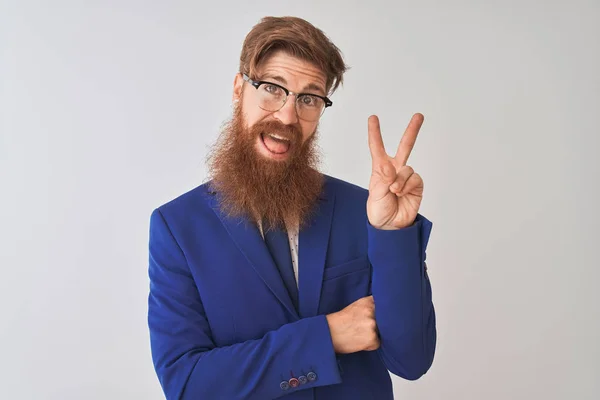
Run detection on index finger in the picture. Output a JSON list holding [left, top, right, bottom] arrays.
[[395, 113, 424, 165], [368, 115, 388, 164]]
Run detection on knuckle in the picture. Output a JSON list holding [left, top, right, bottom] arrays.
[[367, 337, 380, 351], [383, 163, 396, 177], [360, 296, 372, 306], [368, 318, 377, 330]]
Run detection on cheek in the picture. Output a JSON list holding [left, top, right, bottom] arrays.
[[300, 122, 318, 144], [241, 90, 265, 118], [241, 99, 272, 131]]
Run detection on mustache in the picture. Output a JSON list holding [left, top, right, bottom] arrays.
[[250, 120, 302, 143]]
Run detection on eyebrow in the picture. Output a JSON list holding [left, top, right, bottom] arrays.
[[261, 74, 326, 96]]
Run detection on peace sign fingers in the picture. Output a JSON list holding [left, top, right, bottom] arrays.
[[368, 115, 388, 166], [394, 113, 424, 166]]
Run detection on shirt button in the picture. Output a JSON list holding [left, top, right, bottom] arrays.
[[307, 371, 317, 381], [289, 378, 300, 388], [298, 375, 308, 385], [280, 381, 290, 391]]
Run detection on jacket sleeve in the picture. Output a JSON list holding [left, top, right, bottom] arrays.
[[367, 213, 436, 380], [148, 209, 343, 399]]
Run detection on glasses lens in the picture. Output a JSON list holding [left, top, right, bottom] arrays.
[[255, 83, 327, 121], [257, 84, 286, 112], [296, 95, 325, 122]]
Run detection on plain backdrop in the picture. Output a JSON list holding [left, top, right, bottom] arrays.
[[1, 0, 599, 399]]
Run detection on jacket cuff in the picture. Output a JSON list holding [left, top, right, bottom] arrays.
[[367, 214, 433, 268]]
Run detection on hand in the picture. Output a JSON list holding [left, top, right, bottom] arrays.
[[366, 114, 425, 230], [326, 296, 380, 354]]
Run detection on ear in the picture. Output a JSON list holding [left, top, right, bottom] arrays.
[[232, 73, 244, 102]]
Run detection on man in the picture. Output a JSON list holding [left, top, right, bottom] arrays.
[[148, 16, 436, 400]]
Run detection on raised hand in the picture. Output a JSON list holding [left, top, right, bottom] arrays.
[[366, 114, 424, 230]]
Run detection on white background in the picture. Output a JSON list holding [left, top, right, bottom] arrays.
[[1, 0, 599, 399]]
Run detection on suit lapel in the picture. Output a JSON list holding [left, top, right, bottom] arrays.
[[205, 177, 336, 320], [207, 192, 299, 320], [298, 180, 335, 318]]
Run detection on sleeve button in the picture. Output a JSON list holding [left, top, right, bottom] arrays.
[[307, 371, 317, 381], [298, 375, 308, 385], [280, 381, 290, 391]]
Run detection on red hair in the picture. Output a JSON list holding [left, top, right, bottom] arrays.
[[239, 16, 349, 94]]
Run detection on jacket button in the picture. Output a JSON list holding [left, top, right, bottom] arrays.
[[280, 381, 290, 390], [289, 377, 300, 388], [307, 371, 317, 381], [298, 375, 308, 385]]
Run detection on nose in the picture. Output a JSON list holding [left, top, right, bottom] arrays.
[[273, 95, 299, 125]]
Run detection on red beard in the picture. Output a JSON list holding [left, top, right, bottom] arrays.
[[207, 102, 324, 230]]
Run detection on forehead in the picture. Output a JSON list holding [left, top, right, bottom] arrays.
[[255, 51, 327, 94]]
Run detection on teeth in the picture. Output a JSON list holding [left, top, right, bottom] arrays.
[[269, 134, 290, 141]]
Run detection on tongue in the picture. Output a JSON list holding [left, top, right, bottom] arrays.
[[263, 134, 290, 154]]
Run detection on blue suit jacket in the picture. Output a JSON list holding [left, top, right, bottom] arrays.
[[148, 175, 436, 399]]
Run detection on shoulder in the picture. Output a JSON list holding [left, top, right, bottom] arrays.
[[324, 174, 369, 202], [152, 181, 214, 221]]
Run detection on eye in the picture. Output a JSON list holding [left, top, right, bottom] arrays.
[[263, 84, 283, 95], [299, 95, 319, 107]]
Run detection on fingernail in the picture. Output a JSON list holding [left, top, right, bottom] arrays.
[[390, 183, 399, 191]]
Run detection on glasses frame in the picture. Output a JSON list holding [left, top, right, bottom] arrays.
[[242, 74, 333, 120]]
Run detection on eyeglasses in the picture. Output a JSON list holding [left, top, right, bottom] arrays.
[[242, 74, 333, 122]]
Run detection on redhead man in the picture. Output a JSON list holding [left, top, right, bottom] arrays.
[[148, 16, 436, 400]]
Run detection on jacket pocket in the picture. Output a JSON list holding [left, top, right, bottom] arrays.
[[319, 256, 371, 314], [323, 256, 370, 281]]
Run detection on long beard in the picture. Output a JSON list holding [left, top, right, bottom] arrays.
[[207, 102, 324, 230]]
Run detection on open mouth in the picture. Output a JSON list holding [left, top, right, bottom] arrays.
[[261, 133, 292, 155]]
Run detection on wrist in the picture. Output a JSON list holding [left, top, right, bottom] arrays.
[[325, 313, 341, 353]]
